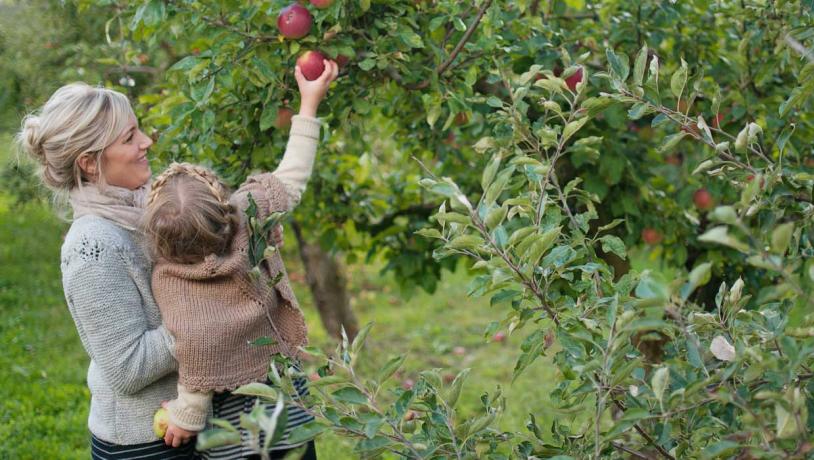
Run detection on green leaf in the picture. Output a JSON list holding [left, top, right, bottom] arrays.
[[399, 29, 424, 49], [331, 387, 368, 405], [651, 367, 669, 410], [633, 44, 648, 86], [351, 322, 373, 355], [358, 58, 376, 71], [285, 421, 328, 445], [447, 235, 484, 251], [481, 155, 501, 191], [701, 441, 740, 459], [670, 58, 688, 99], [562, 117, 589, 144], [196, 429, 241, 451], [599, 235, 626, 260], [698, 226, 749, 253], [259, 103, 277, 131], [356, 435, 393, 452], [486, 96, 503, 108], [377, 355, 405, 384], [233, 382, 277, 400], [771, 222, 794, 255], [657, 132, 688, 154], [445, 368, 470, 408], [606, 48, 630, 82]]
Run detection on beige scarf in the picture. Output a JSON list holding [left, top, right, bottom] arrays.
[[69, 182, 151, 231]]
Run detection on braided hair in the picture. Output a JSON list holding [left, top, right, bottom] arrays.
[[142, 162, 239, 264]]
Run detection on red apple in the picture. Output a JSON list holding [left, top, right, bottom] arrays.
[[404, 410, 417, 421], [454, 112, 469, 126], [442, 373, 455, 384], [402, 378, 415, 390], [310, 0, 333, 8], [565, 67, 583, 92], [308, 372, 321, 382], [296, 50, 326, 80], [693, 188, 714, 211], [492, 331, 506, 342], [275, 107, 294, 129], [335, 54, 351, 70], [277, 3, 312, 39], [641, 228, 662, 245]]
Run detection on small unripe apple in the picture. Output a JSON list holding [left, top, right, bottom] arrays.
[[310, 0, 333, 8], [641, 228, 662, 245], [153, 408, 169, 439], [693, 188, 714, 211], [296, 50, 326, 80], [275, 107, 294, 129], [565, 67, 583, 92], [492, 331, 506, 342], [277, 3, 312, 39]]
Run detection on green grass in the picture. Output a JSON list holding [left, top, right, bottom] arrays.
[[0, 134, 558, 458]]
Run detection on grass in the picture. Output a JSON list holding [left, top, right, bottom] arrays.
[[0, 133, 558, 458]]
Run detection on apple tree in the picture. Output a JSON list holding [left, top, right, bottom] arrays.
[[72, 0, 814, 457]]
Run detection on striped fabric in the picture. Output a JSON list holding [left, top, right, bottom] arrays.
[[91, 434, 195, 460], [198, 377, 315, 460]]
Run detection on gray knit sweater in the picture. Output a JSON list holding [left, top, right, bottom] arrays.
[[61, 216, 178, 444]]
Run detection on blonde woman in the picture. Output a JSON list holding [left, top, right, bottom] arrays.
[[18, 60, 335, 459]]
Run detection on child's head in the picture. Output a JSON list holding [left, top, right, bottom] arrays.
[[143, 163, 238, 264]]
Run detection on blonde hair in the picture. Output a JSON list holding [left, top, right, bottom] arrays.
[[15, 82, 135, 191], [143, 163, 240, 264]]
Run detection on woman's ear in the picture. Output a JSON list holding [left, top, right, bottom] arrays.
[[77, 153, 98, 178]]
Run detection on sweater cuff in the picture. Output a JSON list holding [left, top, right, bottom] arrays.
[[290, 115, 321, 139], [167, 387, 212, 432]]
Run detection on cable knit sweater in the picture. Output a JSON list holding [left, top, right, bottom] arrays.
[[154, 115, 320, 431], [61, 215, 178, 444]]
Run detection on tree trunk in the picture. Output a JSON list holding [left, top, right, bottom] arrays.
[[291, 220, 359, 341]]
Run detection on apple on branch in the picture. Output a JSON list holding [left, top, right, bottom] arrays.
[[277, 3, 312, 39]]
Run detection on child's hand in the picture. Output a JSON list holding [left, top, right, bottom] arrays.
[[164, 423, 197, 448], [295, 60, 339, 118]]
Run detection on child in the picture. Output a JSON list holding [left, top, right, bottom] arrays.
[[142, 60, 338, 459]]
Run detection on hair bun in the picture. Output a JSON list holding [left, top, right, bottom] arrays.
[[20, 115, 45, 164]]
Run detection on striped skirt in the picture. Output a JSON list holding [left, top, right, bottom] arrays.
[[198, 377, 315, 460], [91, 434, 195, 459]]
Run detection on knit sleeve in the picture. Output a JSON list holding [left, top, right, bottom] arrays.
[[269, 114, 321, 207], [167, 384, 212, 432], [62, 240, 177, 396]]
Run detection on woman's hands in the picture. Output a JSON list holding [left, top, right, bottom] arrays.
[[296, 60, 339, 118]]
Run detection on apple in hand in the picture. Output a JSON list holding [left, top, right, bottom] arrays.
[[297, 50, 326, 80], [277, 3, 312, 39], [153, 408, 170, 439]]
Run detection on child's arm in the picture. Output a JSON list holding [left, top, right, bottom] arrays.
[[241, 60, 339, 214], [163, 384, 213, 446]]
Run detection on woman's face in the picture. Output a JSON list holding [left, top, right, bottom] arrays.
[[100, 116, 153, 190]]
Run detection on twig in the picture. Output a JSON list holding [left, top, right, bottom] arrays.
[[611, 442, 653, 460], [785, 35, 814, 63], [392, 0, 493, 90], [611, 399, 676, 460]]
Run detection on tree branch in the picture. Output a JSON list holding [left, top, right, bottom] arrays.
[[612, 398, 676, 460]]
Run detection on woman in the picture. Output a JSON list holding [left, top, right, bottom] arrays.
[[18, 83, 192, 459]]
